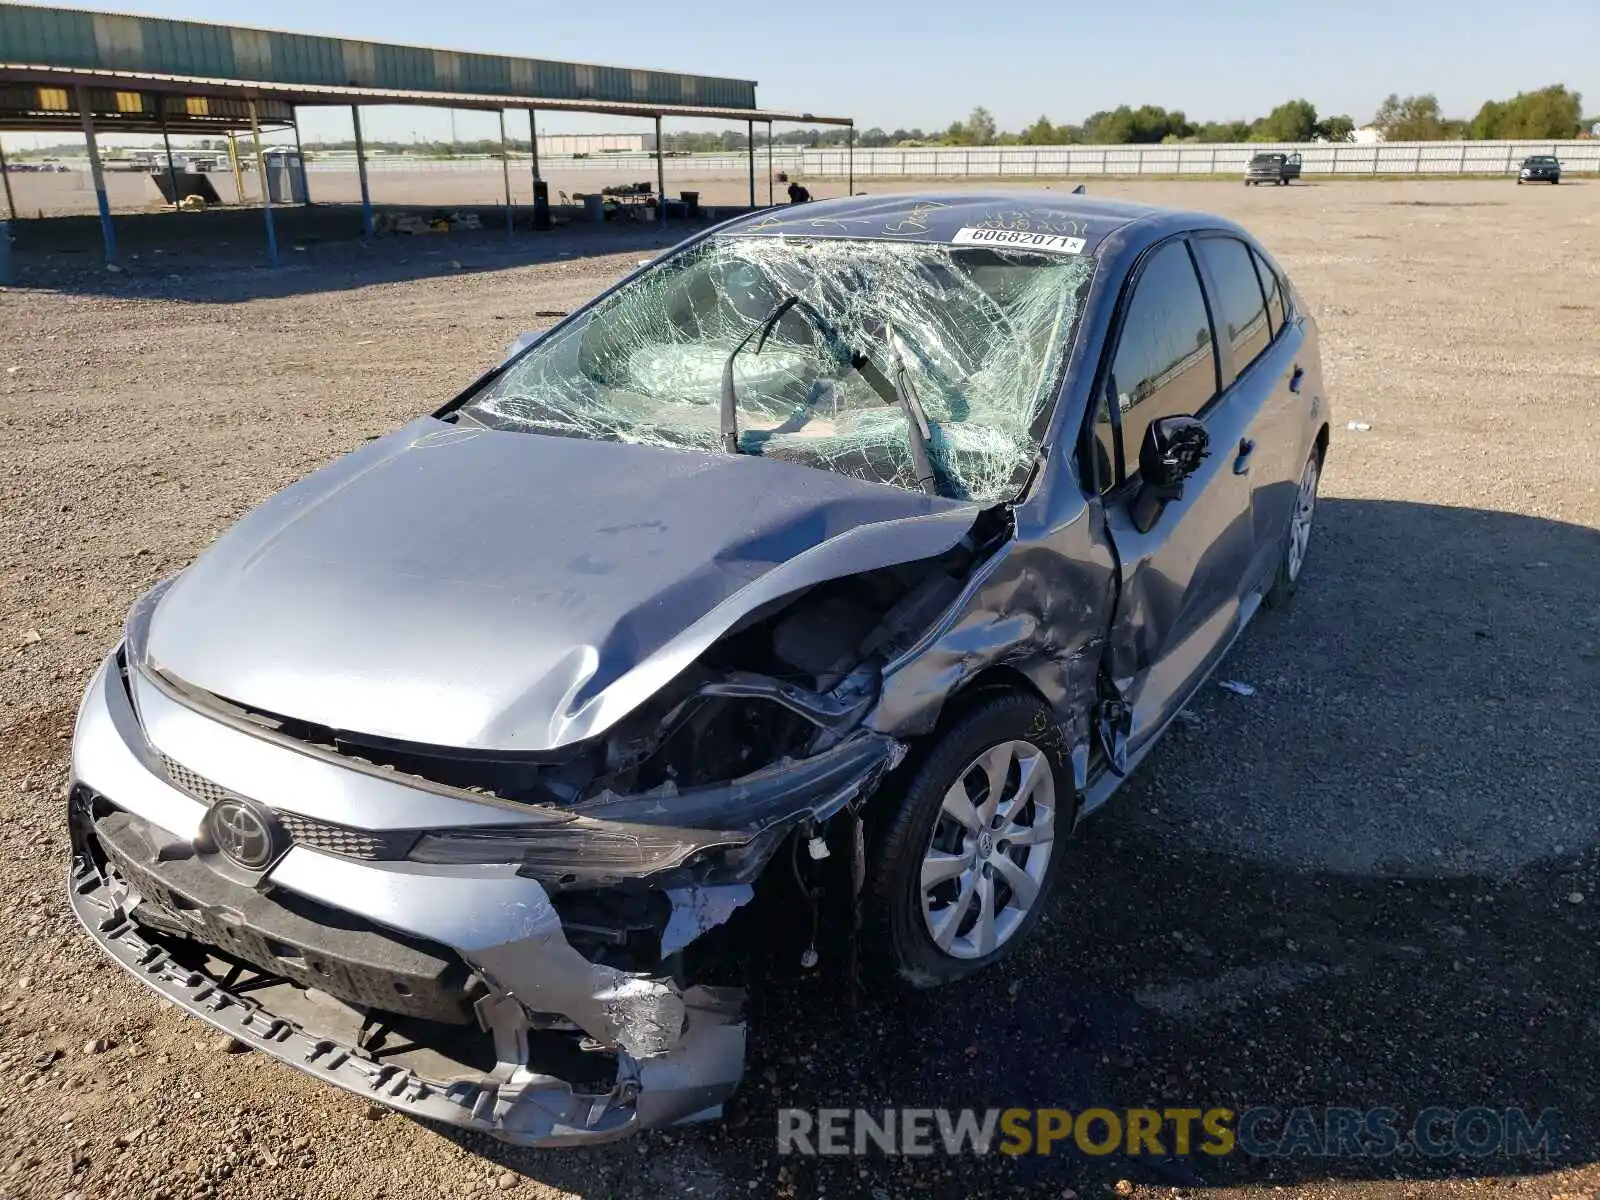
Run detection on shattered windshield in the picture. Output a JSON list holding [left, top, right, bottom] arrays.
[[462, 235, 1094, 503]]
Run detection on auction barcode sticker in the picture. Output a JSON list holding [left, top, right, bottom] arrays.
[[952, 226, 1086, 255]]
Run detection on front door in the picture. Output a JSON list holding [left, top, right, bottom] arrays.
[[1092, 237, 1257, 750]]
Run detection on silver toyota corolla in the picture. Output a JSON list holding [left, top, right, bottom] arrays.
[[67, 192, 1329, 1145]]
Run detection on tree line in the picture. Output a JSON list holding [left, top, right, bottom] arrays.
[[1374, 85, 1586, 140], [677, 84, 1587, 149]]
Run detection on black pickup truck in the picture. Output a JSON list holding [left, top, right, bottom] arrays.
[[1246, 151, 1303, 185]]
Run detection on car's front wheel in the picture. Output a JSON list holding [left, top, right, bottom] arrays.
[[865, 692, 1072, 987], [1266, 450, 1321, 609]]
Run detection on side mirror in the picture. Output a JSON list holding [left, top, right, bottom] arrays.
[[501, 331, 541, 364], [1130, 416, 1209, 533], [1139, 416, 1210, 489]]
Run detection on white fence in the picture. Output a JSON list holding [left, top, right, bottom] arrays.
[[303, 156, 525, 173], [299, 140, 1599, 179], [802, 140, 1600, 178]]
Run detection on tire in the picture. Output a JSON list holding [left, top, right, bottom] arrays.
[[864, 691, 1073, 988], [1265, 450, 1322, 610]]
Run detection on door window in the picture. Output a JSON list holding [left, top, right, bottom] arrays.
[[1089, 390, 1116, 493], [1105, 240, 1219, 481], [1193, 236, 1271, 386], [1252, 247, 1287, 336]]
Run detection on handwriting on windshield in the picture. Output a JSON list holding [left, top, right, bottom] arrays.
[[880, 201, 950, 237], [978, 209, 1088, 237]]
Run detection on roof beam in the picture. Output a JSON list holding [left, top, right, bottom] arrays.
[[0, 65, 853, 126]]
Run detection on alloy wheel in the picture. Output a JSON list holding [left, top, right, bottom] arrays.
[[1286, 456, 1319, 582], [919, 739, 1057, 960]]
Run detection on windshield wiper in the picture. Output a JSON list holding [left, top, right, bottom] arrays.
[[883, 320, 940, 497], [721, 295, 798, 454]]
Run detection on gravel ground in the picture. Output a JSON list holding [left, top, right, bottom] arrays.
[[1, 179, 1598, 1200]]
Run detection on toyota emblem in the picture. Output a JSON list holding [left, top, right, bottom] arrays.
[[206, 797, 283, 870]]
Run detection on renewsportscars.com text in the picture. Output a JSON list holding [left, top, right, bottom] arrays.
[[777, 1106, 1562, 1159]]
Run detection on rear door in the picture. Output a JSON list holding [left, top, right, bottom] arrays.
[[1190, 234, 1312, 593], [1090, 237, 1257, 750]]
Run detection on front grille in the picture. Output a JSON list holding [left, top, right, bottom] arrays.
[[277, 812, 412, 860], [162, 755, 230, 807], [158, 752, 415, 861]]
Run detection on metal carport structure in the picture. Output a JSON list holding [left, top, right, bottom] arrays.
[[0, 3, 854, 262]]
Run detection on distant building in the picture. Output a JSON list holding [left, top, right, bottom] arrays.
[[1352, 126, 1385, 145], [537, 133, 655, 155]]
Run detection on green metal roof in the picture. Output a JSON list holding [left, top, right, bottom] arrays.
[[0, 3, 758, 109]]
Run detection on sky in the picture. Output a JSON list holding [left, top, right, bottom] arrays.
[[3, 0, 1597, 148]]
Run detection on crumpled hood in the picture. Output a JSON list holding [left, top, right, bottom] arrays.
[[147, 418, 978, 752]]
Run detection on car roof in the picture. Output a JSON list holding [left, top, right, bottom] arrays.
[[715, 191, 1172, 257]]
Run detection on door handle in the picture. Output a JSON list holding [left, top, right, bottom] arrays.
[[1233, 438, 1255, 475], [1288, 365, 1305, 394]]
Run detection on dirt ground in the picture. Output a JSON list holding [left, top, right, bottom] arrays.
[[1, 179, 1597, 1200]]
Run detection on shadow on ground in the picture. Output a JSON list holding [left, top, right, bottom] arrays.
[[2, 203, 721, 301], [443, 498, 1599, 1198]]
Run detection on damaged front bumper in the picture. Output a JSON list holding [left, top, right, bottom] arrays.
[[66, 652, 897, 1146], [66, 826, 743, 1144]]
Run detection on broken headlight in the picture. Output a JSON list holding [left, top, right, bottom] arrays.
[[408, 734, 898, 887], [408, 821, 710, 879]]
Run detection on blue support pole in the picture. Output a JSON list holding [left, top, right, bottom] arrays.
[[0, 135, 16, 223], [290, 108, 311, 205], [0, 132, 11, 283], [157, 101, 182, 215], [655, 115, 666, 224], [76, 89, 116, 264], [529, 109, 540, 184], [499, 109, 514, 237], [352, 105, 374, 242], [248, 100, 278, 265]]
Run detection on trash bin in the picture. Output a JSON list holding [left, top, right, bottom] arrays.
[[532, 180, 551, 231], [679, 190, 700, 219], [265, 149, 307, 204], [582, 193, 605, 224], [0, 222, 11, 286]]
